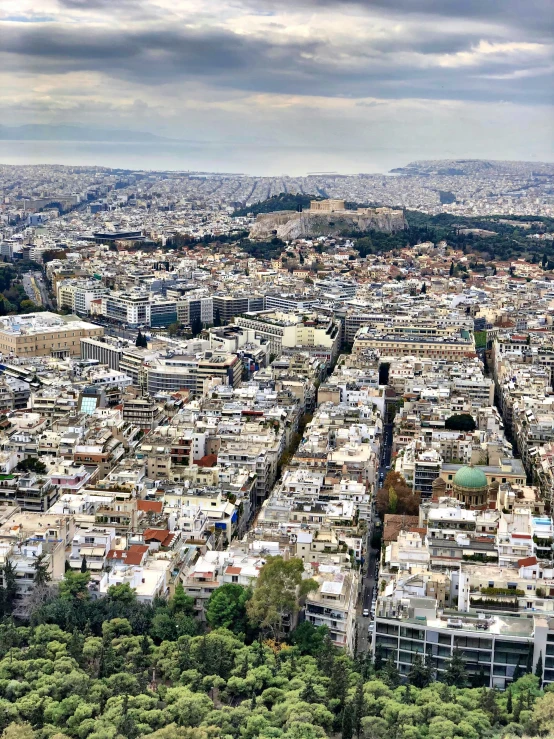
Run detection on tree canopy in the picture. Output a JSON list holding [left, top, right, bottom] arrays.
[[444, 413, 477, 432]]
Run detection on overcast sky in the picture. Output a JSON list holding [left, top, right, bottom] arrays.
[[1, 0, 553, 173]]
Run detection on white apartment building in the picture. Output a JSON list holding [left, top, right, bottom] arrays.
[[305, 564, 359, 653]]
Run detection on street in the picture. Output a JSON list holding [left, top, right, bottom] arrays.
[[356, 421, 393, 655]]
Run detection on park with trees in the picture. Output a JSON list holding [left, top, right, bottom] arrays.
[[0, 555, 550, 738]]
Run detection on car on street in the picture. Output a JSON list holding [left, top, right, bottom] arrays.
[[362, 608, 369, 617]]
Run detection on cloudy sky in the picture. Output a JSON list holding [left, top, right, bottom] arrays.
[[1, 0, 553, 173]]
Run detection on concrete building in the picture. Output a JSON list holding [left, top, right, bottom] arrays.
[[0, 312, 103, 359]]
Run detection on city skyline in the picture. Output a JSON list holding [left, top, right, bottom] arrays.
[[0, 0, 553, 174]]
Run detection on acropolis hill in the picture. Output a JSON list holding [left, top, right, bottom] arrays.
[[249, 199, 407, 240]]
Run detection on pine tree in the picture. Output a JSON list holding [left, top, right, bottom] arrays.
[[535, 651, 543, 688], [382, 655, 400, 689], [513, 691, 524, 722], [449, 262, 454, 276], [352, 679, 365, 738], [341, 702, 354, 739], [33, 554, 51, 587], [136, 330, 143, 348], [401, 684, 412, 704], [525, 648, 533, 675], [318, 631, 336, 676], [506, 686, 513, 715], [408, 652, 430, 689], [420, 282, 427, 294], [68, 628, 84, 664], [373, 642, 384, 673], [513, 658, 523, 681], [444, 648, 467, 688], [424, 652, 436, 684], [80, 555, 88, 573], [119, 694, 137, 739], [300, 676, 318, 703], [1, 559, 17, 615], [328, 656, 350, 709], [480, 687, 500, 724]]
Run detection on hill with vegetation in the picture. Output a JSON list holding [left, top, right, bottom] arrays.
[[0, 561, 551, 739], [231, 192, 554, 262], [233, 194, 319, 217]]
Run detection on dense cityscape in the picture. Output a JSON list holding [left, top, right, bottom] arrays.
[[0, 159, 551, 738]]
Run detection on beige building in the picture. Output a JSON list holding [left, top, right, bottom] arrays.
[[310, 199, 346, 212], [0, 312, 103, 359], [353, 328, 475, 361]]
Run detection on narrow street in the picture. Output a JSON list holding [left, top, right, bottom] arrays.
[[356, 421, 392, 655]]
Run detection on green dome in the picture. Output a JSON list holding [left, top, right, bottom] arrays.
[[453, 465, 488, 490]]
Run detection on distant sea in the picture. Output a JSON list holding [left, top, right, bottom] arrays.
[[0, 139, 416, 176]]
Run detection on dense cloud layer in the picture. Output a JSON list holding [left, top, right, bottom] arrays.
[[0, 0, 552, 172]]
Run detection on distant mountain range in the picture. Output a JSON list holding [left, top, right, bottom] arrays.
[[0, 124, 170, 142]]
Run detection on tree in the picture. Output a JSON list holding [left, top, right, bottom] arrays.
[[373, 643, 384, 672], [206, 584, 251, 635], [381, 655, 400, 688], [420, 282, 427, 294], [444, 413, 476, 432], [135, 330, 147, 348], [290, 621, 328, 656], [168, 322, 181, 336], [318, 630, 336, 676], [107, 582, 137, 604], [449, 262, 454, 276], [190, 316, 202, 338], [32, 554, 51, 587], [247, 556, 318, 640], [532, 692, 554, 736], [375, 471, 420, 518], [352, 679, 365, 738], [1, 723, 36, 739], [341, 702, 353, 739], [16, 457, 47, 474], [1, 559, 17, 615], [169, 582, 194, 615], [58, 569, 90, 600], [80, 555, 88, 573], [506, 686, 513, 715], [407, 652, 431, 689], [444, 648, 468, 687], [328, 655, 350, 709], [535, 651, 543, 688]]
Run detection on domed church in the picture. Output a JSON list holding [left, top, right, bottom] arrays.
[[451, 464, 489, 508]]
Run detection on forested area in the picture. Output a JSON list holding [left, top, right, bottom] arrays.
[[0, 563, 552, 739], [0, 264, 43, 315], [233, 194, 316, 217]]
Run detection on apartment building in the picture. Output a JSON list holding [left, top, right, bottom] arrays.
[[305, 564, 358, 652]]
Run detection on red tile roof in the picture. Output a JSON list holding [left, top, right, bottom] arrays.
[[225, 566, 241, 575], [518, 556, 538, 568], [195, 454, 218, 468], [144, 528, 170, 542], [137, 500, 163, 514], [106, 544, 149, 566]]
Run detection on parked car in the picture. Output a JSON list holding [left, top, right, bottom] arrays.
[[362, 608, 370, 617]]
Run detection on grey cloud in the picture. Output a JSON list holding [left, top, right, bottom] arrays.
[[251, 0, 554, 40], [1, 17, 552, 106]]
